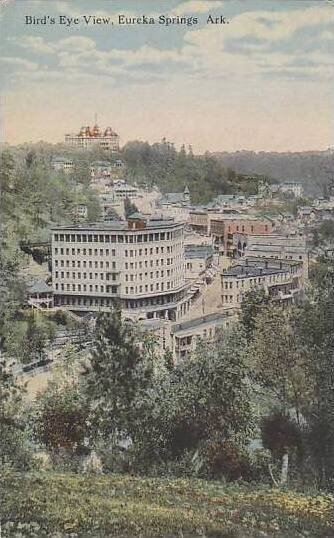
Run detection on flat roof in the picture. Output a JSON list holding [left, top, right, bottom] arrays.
[[51, 218, 183, 232], [172, 311, 230, 334], [223, 265, 287, 278], [185, 245, 214, 259]]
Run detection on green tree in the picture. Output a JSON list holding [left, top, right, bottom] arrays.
[[33, 347, 88, 456], [296, 266, 334, 487], [249, 306, 312, 422], [0, 357, 32, 469], [240, 288, 270, 340], [124, 197, 139, 218], [83, 310, 154, 444], [136, 327, 254, 476], [261, 412, 302, 485]]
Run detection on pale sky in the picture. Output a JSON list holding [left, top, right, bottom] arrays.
[[0, 0, 333, 152]]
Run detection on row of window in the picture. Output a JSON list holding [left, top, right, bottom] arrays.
[[55, 283, 117, 293], [125, 270, 172, 281], [55, 296, 117, 307], [125, 282, 172, 294], [222, 272, 291, 288], [54, 248, 116, 256], [54, 231, 180, 243], [125, 260, 177, 270], [54, 259, 116, 269], [55, 272, 117, 281], [124, 245, 175, 256]]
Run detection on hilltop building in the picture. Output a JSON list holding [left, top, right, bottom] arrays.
[[65, 124, 120, 151]]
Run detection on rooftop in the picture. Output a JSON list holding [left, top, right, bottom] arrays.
[[52, 216, 182, 232], [222, 265, 287, 278], [185, 245, 214, 259], [28, 281, 53, 294], [171, 311, 231, 334]]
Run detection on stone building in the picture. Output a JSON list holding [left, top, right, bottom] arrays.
[[65, 124, 120, 152], [221, 257, 304, 309], [51, 215, 192, 321]]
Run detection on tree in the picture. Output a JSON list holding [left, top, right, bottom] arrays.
[[296, 266, 334, 487], [83, 310, 155, 444], [34, 346, 88, 455], [136, 326, 254, 476], [0, 357, 32, 469], [249, 307, 312, 422], [240, 288, 270, 340], [261, 412, 302, 485], [124, 197, 139, 218]]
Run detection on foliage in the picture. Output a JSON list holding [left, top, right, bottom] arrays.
[[316, 220, 334, 244], [83, 310, 155, 445], [134, 327, 254, 474], [1, 471, 333, 537], [239, 288, 270, 340], [0, 356, 33, 470], [32, 346, 88, 457], [249, 307, 312, 420], [295, 262, 334, 488], [123, 139, 263, 204], [261, 413, 302, 460], [4, 311, 56, 364], [124, 197, 139, 218]]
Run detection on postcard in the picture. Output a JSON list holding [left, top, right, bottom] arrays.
[[0, 1, 333, 537]]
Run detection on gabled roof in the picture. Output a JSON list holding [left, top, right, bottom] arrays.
[[28, 281, 52, 294]]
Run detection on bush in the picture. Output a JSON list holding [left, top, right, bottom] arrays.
[[198, 440, 251, 481]]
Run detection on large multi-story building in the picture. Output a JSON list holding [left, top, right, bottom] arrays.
[[234, 233, 309, 280], [278, 182, 303, 198], [51, 215, 192, 321], [210, 215, 276, 256], [65, 124, 120, 151], [221, 257, 304, 309]]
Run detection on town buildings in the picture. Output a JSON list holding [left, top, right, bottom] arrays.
[[278, 182, 304, 198], [233, 233, 309, 279], [209, 215, 276, 257], [170, 311, 234, 360], [65, 124, 120, 151], [221, 257, 304, 309], [51, 215, 193, 322], [51, 157, 74, 173]]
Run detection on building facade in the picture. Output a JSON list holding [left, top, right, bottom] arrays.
[[210, 216, 276, 256], [51, 216, 192, 321], [65, 124, 120, 151], [51, 157, 74, 173], [221, 257, 304, 309], [234, 233, 309, 280]]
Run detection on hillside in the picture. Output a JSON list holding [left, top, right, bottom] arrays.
[[1, 472, 333, 537], [214, 150, 334, 196]]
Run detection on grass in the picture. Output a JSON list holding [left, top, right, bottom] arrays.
[[0, 471, 333, 537]]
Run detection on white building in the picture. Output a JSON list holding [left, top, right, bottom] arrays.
[[65, 124, 120, 152], [90, 160, 124, 178], [112, 183, 140, 202], [221, 257, 304, 309], [51, 215, 192, 321], [171, 311, 234, 361], [51, 157, 74, 173], [185, 244, 214, 281], [279, 182, 304, 198], [234, 233, 309, 280]]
